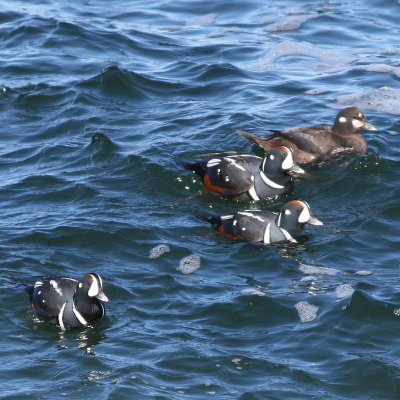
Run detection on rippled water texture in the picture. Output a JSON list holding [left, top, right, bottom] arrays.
[[1, 1, 400, 399]]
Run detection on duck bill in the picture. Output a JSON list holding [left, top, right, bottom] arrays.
[[309, 216, 323, 226], [363, 122, 378, 131], [96, 291, 109, 302], [290, 164, 305, 174]]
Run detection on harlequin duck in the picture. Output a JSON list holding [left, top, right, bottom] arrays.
[[236, 107, 378, 166], [181, 146, 304, 201], [26, 273, 108, 330], [197, 200, 323, 243]]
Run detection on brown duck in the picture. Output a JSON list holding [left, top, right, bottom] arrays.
[[236, 107, 378, 166]]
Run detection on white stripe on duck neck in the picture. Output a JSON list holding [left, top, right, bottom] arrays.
[[248, 186, 260, 200], [72, 303, 88, 326], [279, 227, 297, 243], [259, 171, 284, 189], [263, 223, 271, 244], [58, 303, 67, 330]]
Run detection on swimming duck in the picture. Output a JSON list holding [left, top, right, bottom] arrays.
[[197, 200, 323, 243], [181, 146, 304, 201], [26, 273, 108, 330], [237, 107, 378, 166]]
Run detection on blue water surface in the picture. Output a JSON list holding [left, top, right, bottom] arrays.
[[1, 0, 400, 399]]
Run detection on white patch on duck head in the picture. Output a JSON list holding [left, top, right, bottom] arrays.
[[352, 118, 365, 129], [86, 273, 108, 301], [279, 146, 295, 170], [339, 116, 347, 124], [297, 201, 311, 223], [287, 200, 310, 223], [289, 200, 323, 225], [87, 275, 100, 297]]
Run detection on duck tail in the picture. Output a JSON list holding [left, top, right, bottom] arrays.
[[236, 129, 271, 150], [195, 214, 221, 227], [178, 161, 207, 178]]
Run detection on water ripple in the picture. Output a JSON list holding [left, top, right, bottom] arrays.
[[1, 0, 400, 399]]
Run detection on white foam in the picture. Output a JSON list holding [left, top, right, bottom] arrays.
[[295, 301, 319, 323], [252, 40, 355, 72], [186, 13, 217, 26], [208, 27, 247, 38], [266, 14, 318, 32], [355, 270, 373, 276], [177, 254, 201, 274], [386, 48, 400, 55], [305, 89, 328, 95], [299, 264, 339, 276], [149, 244, 171, 259], [241, 288, 266, 296], [355, 64, 398, 74], [300, 275, 317, 282], [336, 87, 400, 115], [335, 284, 354, 299]]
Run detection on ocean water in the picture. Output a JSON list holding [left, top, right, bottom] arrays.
[[0, 0, 400, 399]]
